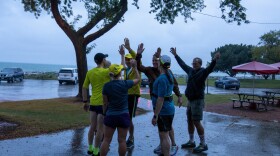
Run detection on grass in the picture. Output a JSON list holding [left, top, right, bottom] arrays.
[[176, 77, 280, 89], [140, 94, 236, 107], [0, 98, 89, 140]]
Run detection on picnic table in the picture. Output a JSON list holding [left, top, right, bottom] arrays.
[[231, 93, 271, 111], [262, 90, 280, 106]]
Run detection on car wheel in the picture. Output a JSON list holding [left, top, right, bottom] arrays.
[[223, 84, 227, 89], [11, 77, 15, 83], [59, 81, 63, 84], [236, 87, 239, 90], [19, 76, 23, 82], [215, 83, 218, 88]]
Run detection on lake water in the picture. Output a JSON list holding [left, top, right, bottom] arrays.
[[0, 61, 77, 73], [1, 61, 279, 79]]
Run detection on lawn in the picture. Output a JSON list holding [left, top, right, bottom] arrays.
[[176, 77, 280, 89]]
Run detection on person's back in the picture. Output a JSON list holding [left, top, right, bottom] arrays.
[[85, 67, 110, 105], [103, 80, 132, 115]]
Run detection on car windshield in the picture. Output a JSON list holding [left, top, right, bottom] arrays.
[[226, 77, 238, 81], [59, 70, 72, 73]]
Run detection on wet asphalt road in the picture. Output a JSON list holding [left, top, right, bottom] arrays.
[[1, 79, 279, 102], [0, 99, 280, 156], [1, 80, 280, 156]]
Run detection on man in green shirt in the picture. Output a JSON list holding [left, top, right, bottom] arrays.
[[82, 53, 110, 156]]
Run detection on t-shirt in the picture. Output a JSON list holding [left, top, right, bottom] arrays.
[[83, 67, 110, 106], [102, 80, 134, 115], [152, 73, 175, 115]]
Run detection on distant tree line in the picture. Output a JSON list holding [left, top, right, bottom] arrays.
[[211, 30, 280, 79]]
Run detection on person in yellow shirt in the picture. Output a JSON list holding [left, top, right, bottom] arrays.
[[82, 53, 110, 156], [121, 38, 141, 149]]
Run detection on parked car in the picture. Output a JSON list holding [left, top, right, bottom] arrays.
[[0, 67, 24, 83], [57, 68, 78, 85], [141, 74, 149, 87], [214, 76, 240, 90]]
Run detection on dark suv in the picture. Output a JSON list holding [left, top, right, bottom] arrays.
[[0, 67, 24, 83]]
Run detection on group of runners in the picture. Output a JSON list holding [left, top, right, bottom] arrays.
[[82, 38, 221, 156]]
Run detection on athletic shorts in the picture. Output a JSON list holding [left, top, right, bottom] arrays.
[[89, 105, 103, 115], [104, 113, 130, 129], [187, 99, 205, 121], [128, 95, 139, 119], [157, 115, 174, 132]]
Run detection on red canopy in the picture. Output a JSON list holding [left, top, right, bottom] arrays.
[[270, 62, 280, 69], [232, 61, 279, 74]]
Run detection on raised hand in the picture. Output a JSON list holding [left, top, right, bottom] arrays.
[[130, 59, 137, 68], [154, 47, 161, 58], [170, 47, 177, 56], [214, 52, 221, 60], [137, 43, 145, 54], [119, 45, 125, 55], [123, 38, 131, 51]]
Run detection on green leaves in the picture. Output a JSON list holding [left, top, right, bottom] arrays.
[[211, 44, 252, 76], [220, 0, 249, 25]]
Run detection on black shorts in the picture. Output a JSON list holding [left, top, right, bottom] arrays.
[[89, 105, 103, 115], [128, 95, 139, 119], [104, 113, 130, 129], [157, 115, 174, 132]]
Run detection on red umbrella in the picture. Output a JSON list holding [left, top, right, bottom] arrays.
[[232, 61, 279, 96], [270, 62, 280, 69], [232, 61, 279, 74]]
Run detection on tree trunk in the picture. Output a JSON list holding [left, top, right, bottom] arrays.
[[272, 74, 275, 80], [73, 39, 88, 98]]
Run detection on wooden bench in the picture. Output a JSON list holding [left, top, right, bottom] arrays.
[[230, 98, 248, 108]]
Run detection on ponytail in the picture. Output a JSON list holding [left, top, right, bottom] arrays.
[[163, 67, 173, 84]]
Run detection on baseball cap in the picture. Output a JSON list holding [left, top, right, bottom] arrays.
[[94, 53, 108, 64], [160, 55, 171, 68], [125, 53, 133, 59], [109, 64, 124, 76]]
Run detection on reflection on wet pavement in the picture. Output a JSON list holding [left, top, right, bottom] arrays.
[[1, 79, 280, 102], [1, 98, 280, 156]]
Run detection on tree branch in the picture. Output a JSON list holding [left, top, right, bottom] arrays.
[[51, 0, 76, 43], [83, 0, 128, 46]]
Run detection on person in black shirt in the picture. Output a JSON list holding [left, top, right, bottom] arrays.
[[170, 47, 220, 153]]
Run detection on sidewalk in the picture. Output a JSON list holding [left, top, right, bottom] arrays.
[[0, 98, 280, 156]]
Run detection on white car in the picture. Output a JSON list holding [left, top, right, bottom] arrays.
[[57, 68, 78, 85]]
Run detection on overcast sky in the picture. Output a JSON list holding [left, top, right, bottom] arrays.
[[0, 0, 280, 73]]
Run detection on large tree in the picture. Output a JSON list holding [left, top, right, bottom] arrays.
[[211, 44, 252, 76], [252, 30, 280, 63], [21, 0, 248, 97]]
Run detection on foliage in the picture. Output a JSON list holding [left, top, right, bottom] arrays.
[[24, 72, 57, 80], [211, 44, 252, 76], [252, 30, 280, 63], [20, 0, 249, 97]]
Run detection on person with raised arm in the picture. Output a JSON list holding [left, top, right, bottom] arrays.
[[120, 38, 141, 149], [170, 47, 220, 153], [100, 45, 140, 155], [135, 44, 182, 155], [151, 54, 176, 156]]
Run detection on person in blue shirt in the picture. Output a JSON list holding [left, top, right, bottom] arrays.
[[151, 55, 176, 156], [100, 52, 140, 156]]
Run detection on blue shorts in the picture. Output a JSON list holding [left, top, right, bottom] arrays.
[[104, 113, 130, 129], [89, 105, 103, 115]]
